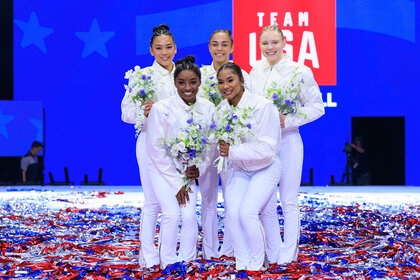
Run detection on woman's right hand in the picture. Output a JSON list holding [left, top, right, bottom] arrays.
[[143, 100, 155, 117]]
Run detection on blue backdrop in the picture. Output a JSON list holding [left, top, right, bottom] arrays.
[[11, 0, 419, 185]]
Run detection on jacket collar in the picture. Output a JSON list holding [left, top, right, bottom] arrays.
[[152, 60, 175, 76], [263, 54, 292, 71]]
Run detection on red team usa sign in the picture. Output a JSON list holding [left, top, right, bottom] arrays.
[[233, 0, 336, 85]]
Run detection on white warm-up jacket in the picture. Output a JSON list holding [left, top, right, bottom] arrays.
[[216, 90, 281, 172], [250, 55, 324, 133], [146, 94, 216, 194]]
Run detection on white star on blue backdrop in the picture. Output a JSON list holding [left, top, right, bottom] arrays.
[[75, 19, 115, 58], [0, 108, 15, 139], [14, 11, 54, 54]]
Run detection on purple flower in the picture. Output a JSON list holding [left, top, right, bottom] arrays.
[[210, 83, 216, 87], [202, 138, 208, 144], [140, 89, 145, 96], [247, 123, 252, 129], [141, 74, 147, 80], [129, 88, 132, 93], [285, 99, 291, 106], [272, 93, 278, 100], [188, 149, 196, 158], [210, 123, 216, 130], [148, 76, 152, 80], [291, 83, 294, 87], [187, 119, 193, 124], [301, 79, 304, 83], [209, 76, 214, 80], [225, 124, 231, 131], [291, 109, 296, 114]]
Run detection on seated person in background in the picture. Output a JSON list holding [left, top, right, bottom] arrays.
[[21, 141, 43, 185]]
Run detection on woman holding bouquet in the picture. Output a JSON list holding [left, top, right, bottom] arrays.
[[121, 24, 177, 267], [146, 55, 215, 268], [198, 29, 251, 259], [215, 62, 281, 270], [250, 25, 325, 264]]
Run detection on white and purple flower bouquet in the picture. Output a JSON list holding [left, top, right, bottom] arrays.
[[212, 106, 254, 172], [201, 69, 223, 106], [161, 118, 210, 190], [266, 69, 307, 118], [124, 66, 156, 136]]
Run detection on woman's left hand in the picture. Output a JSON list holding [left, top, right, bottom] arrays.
[[219, 141, 230, 157], [176, 186, 191, 207], [280, 114, 286, 128]]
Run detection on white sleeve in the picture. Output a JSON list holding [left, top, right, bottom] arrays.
[[121, 75, 139, 124], [242, 70, 251, 91], [229, 102, 280, 162], [284, 67, 325, 128], [146, 105, 184, 195]]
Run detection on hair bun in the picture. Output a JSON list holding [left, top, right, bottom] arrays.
[[175, 55, 195, 66], [153, 24, 170, 34]]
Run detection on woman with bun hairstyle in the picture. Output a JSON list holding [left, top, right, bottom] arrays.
[[146, 55, 215, 268], [215, 62, 281, 270], [198, 29, 251, 259], [250, 25, 325, 264], [121, 24, 177, 268]]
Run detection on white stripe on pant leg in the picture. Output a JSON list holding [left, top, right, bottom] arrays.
[[178, 182, 199, 262], [278, 132, 303, 264], [137, 133, 160, 267], [198, 158, 219, 259], [224, 168, 251, 269], [239, 159, 281, 270]]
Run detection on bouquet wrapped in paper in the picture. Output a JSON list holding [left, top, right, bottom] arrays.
[[266, 68, 307, 118], [124, 66, 156, 136], [212, 106, 254, 172], [161, 118, 211, 190]]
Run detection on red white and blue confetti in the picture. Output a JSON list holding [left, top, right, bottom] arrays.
[[0, 186, 419, 279]]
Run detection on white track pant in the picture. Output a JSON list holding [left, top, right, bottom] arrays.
[[262, 131, 303, 264], [219, 170, 233, 257], [137, 132, 161, 267], [224, 159, 281, 270], [198, 151, 220, 259], [151, 175, 198, 268]]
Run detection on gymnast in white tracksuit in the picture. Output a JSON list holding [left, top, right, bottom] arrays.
[[120, 24, 177, 268], [146, 55, 215, 268], [216, 62, 281, 270], [198, 29, 250, 258], [250, 25, 325, 264]]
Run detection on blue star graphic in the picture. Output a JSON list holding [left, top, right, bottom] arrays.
[[14, 11, 54, 54], [29, 118, 43, 142], [75, 19, 115, 58], [0, 108, 15, 138]]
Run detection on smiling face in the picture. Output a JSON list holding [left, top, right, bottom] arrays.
[[209, 32, 233, 65], [150, 35, 177, 71], [259, 30, 286, 65], [175, 70, 201, 105], [217, 68, 244, 107]]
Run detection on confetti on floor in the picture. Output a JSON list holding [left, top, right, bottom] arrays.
[[0, 185, 419, 279]]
